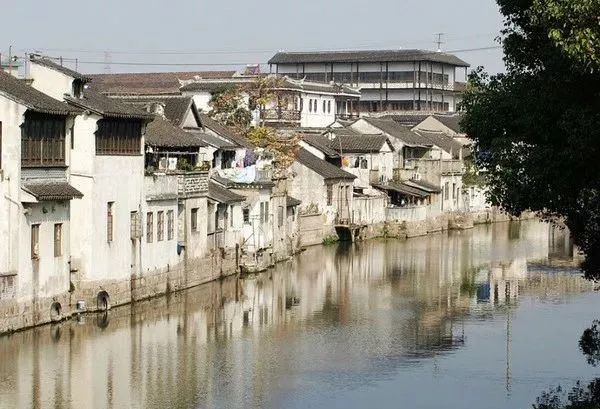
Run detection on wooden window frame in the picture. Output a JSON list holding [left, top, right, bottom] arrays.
[[167, 210, 174, 240], [31, 224, 40, 260], [54, 223, 63, 257], [146, 212, 153, 243], [21, 112, 66, 167], [243, 208, 250, 224], [191, 208, 198, 232], [157, 211, 164, 241], [130, 211, 141, 240], [95, 118, 142, 156], [107, 202, 114, 242]]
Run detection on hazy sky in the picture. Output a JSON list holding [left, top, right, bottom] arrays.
[[1, 0, 505, 75]]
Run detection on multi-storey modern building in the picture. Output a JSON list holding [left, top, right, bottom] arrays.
[[268, 49, 469, 113]]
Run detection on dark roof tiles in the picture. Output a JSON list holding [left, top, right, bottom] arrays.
[[208, 182, 245, 203], [145, 117, 206, 148], [66, 90, 153, 120], [295, 148, 356, 181], [0, 70, 81, 116], [23, 182, 83, 201], [198, 113, 253, 148], [269, 49, 470, 67]]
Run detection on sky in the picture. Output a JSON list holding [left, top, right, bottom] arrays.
[[0, 0, 506, 75]]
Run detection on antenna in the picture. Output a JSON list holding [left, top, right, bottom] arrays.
[[103, 51, 112, 74], [434, 33, 445, 52]]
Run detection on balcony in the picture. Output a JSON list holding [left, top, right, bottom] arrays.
[[144, 173, 179, 201], [261, 109, 301, 122], [176, 171, 209, 198]]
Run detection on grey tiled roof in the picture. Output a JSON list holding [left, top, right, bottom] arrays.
[[380, 113, 431, 125], [208, 182, 245, 203], [433, 114, 464, 134], [373, 182, 430, 198], [277, 77, 360, 96], [328, 131, 391, 154], [23, 182, 83, 201], [163, 97, 193, 127], [145, 117, 207, 148], [180, 80, 251, 92], [198, 113, 253, 148], [414, 130, 464, 157], [269, 49, 470, 67], [89, 71, 236, 95], [403, 179, 441, 193], [286, 196, 302, 207], [185, 129, 238, 149], [295, 148, 356, 181], [361, 118, 429, 146], [65, 90, 154, 120], [301, 134, 340, 158], [0, 71, 81, 116], [30, 56, 92, 82]]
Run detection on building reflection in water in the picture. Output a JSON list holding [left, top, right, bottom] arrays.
[[0, 221, 591, 409]]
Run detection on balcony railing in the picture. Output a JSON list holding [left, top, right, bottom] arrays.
[[176, 171, 209, 197], [261, 109, 301, 122]]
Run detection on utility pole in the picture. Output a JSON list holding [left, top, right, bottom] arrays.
[[434, 33, 445, 52]]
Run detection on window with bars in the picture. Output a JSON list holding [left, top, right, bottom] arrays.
[[107, 202, 114, 242], [21, 112, 66, 167], [326, 185, 333, 206], [96, 118, 142, 155], [264, 202, 269, 224], [278, 206, 284, 228], [130, 211, 141, 239], [167, 210, 174, 240], [146, 212, 154, 243], [54, 223, 63, 257], [157, 211, 164, 241], [243, 208, 250, 224], [191, 208, 198, 232]]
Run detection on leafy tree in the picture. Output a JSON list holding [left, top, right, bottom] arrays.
[[461, 0, 600, 279], [208, 85, 253, 133]]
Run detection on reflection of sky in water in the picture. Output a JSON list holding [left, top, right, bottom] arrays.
[[0, 221, 596, 409]]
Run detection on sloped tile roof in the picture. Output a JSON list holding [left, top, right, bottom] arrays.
[[145, 117, 206, 148], [295, 148, 356, 181], [414, 130, 464, 157], [403, 179, 441, 193], [198, 113, 253, 148], [301, 134, 340, 158], [326, 128, 392, 154], [0, 71, 81, 116], [23, 182, 83, 201], [286, 196, 302, 207], [29, 56, 92, 82], [361, 118, 429, 146], [162, 97, 193, 126], [269, 49, 470, 67], [89, 71, 236, 95], [65, 90, 154, 119], [373, 182, 430, 198], [208, 181, 245, 203], [185, 129, 238, 149], [433, 114, 464, 134]]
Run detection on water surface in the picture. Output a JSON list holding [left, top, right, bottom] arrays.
[[1, 221, 597, 409]]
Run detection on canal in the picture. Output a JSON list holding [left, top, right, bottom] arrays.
[[1, 221, 598, 409]]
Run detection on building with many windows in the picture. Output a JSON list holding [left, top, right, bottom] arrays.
[[268, 49, 469, 113]]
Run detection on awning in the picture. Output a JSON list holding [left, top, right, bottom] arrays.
[[208, 182, 245, 204], [286, 196, 302, 207], [403, 179, 441, 194], [373, 183, 430, 199], [22, 182, 83, 202]]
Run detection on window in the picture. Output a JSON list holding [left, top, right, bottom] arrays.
[[54, 224, 63, 257], [107, 202, 114, 242], [444, 182, 450, 200], [299, 98, 304, 112], [31, 224, 40, 259], [452, 183, 456, 199], [146, 212, 154, 243], [70, 123, 75, 150], [229, 205, 234, 227], [264, 201, 269, 223], [243, 208, 250, 224], [278, 206, 284, 228], [322, 100, 326, 113], [130, 211, 141, 239], [157, 211, 164, 241], [21, 112, 66, 167], [191, 208, 198, 231], [327, 185, 333, 206], [308, 99, 312, 113], [327, 101, 331, 113], [167, 210, 174, 240], [294, 98, 299, 111], [96, 118, 142, 155], [221, 150, 236, 169]]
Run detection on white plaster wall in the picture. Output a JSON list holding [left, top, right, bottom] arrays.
[[441, 174, 463, 212], [189, 93, 212, 113], [180, 197, 209, 260], [353, 196, 387, 224], [141, 200, 180, 273], [17, 202, 71, 301], [298, 141, 326, 159], [238, 189, 273, 251], [29, 64, 74, 101], [0, 97, 26, 277], [300, 93, 336, 128]]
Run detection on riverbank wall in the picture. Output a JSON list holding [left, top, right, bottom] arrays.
[[0, 207, 533, 335]]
